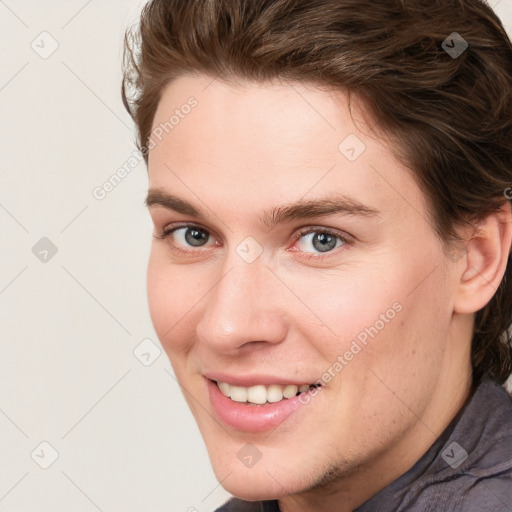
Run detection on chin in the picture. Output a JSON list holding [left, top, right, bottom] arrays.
[[205, 445, 315, 501], [213, 468, 290, 501]]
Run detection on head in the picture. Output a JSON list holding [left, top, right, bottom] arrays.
[[122, 0, 512, 505]]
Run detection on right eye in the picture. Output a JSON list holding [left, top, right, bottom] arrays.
[[154, 223, 219, 254]]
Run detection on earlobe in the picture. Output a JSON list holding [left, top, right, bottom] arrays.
[[453, 201, 512, 315]]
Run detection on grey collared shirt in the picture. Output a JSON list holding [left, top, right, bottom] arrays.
[[215, 377, 512, 511]]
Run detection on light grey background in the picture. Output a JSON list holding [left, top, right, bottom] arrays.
[[0, 1, 511, 511]]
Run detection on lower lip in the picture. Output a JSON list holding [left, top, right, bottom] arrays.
[[207, 379, 321, 432]]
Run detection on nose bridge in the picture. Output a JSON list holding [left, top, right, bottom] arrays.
[[196, 248, 287, 351]]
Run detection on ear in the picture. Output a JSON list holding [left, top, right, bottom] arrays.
[[453, 201, 512, 314]]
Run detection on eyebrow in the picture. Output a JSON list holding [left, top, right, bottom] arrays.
[[145, 188, 381, 229]]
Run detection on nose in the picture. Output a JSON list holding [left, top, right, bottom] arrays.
[[195, 251, 288, 354]]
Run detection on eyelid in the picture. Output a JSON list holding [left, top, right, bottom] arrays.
[[156, 221, 219, 242], [291, 225, 352, 244]]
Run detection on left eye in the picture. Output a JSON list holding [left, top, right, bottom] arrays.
[[294, 229, 347, 254]]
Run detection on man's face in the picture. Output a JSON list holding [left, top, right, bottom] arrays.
[[146, 75, 461, 501]]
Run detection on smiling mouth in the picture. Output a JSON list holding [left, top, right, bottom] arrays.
[[214, 380, 323, 405]]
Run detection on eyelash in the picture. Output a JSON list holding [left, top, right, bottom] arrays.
[[153, 223, 352, 260]]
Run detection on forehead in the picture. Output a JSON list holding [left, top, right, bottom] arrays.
[[150, 74, 382, 162], [147, 74, 429, 227]]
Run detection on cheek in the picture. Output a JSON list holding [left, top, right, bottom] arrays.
[[294, 250, 451, 385], [282, 262, 405, 356], [333, 262, 453, 420], [146, 250, 199, 355]]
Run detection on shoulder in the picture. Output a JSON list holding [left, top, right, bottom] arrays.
[[400, 471, 512, 511], [458, 379, 512, 472], [452, 473, 512, 511], [402, 380, 512, 511]]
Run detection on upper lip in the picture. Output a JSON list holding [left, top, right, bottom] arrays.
[[203, 372, 321, 387]]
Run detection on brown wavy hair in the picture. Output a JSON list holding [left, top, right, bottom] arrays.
[[121, 0, 512, 385]]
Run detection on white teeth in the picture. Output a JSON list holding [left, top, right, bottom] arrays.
[[267, 384, 284, 403], [218, 381, 231, 397], [247, 385, 267, 405], [230, 385, 247, 403], [283, 384, 298, 399], [216, 381, 317, 405]]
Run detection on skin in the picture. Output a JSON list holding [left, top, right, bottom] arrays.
[[145, 74, 512, 511]]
